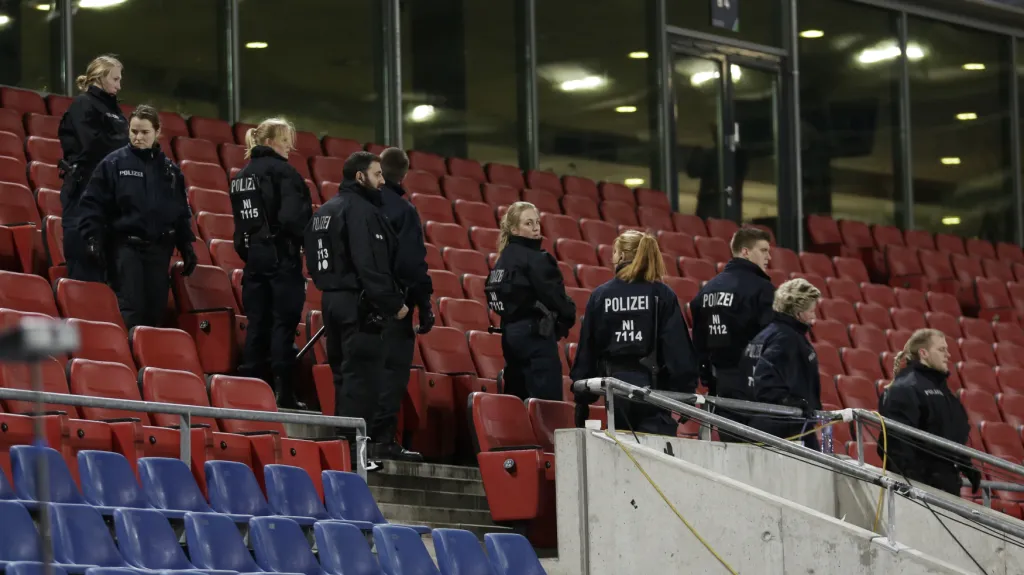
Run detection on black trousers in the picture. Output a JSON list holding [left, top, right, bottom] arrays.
[[61, 177, 104, 283], [109, 240, 173, 331], [323, 290, 387, 440], [608, 370, 677, 436], [239, 257, 305, 382], [375, 313, 415, 442], [501, 319, 562, 401]]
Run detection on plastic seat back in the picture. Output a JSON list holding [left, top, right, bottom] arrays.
[[55, 278, 126, 331], [6, 563, 67, 575], [204, 459, 271, 516], [78, 450, 149, 509], [419, 326, 479, 375], [411, 194, 455, 224], [138, 457, 212, 513], [140, 367, 219, 428], [438, 298, 490, 332], [67, 359, 152, 424], [264, 464, 329, 520], [0, 500, 41, 562], [10, 445, 83, 503], [0, 271, 58, 316], [434, 528, 497, 575], [454, 201, 496, 229], [315, 521, 383, 575], [208, 374, 287, 435], [48, 503, 127, 567], [322, 470, 387, 525], [67, 318, 135, 369], [185, 511, 261, 572], [129, 326, 205, 380], [113, 508, 194, 570], [250, 516, 322, 575], [694, 236, 731, 263], [526, 399, 574, 453], [426, 222, 471, 250], [471, 393, 539, 451], [373, 525, 440, 575], [0, 357, 77, 415], [485, 533, 546, 575], [467, 330, 504, 380], [180, 160, 228, 192], [443, 248, 489, 276]]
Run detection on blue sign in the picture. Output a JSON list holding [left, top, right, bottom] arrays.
[[711, 0, 739, 32]]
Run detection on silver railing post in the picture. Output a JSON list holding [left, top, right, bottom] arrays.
[[886, 482, 897, 546], [179, 413, 192, 468], [854, 418, 865, 466], [605, 382, 616, 432]]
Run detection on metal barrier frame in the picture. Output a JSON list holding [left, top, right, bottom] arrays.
[[574, 377, 1024, 544]]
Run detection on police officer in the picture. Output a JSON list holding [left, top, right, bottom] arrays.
[[58, 55, 129, 282], [571, 231, 699, 434], [77, 105, 197, 331], [878, 328, 981, 496], [231, 118, 312, 409], [741, 278, 822, 449], [690, 227, 774, 424], [486, 201, 575, 401], [374, 148, 431, 462], [305, 151, 407, 458]]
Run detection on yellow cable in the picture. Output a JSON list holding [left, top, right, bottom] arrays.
[[605, 429, 739, 575], [873, 412, 888, 532]]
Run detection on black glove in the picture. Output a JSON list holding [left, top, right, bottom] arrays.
[[555, 321, 571, 340], [961, 465, 982, 494], [574, 390, 597, 407], [84, 237, 105, 268], [574, 402, 590, 428], [179, 244, 198, 276], [782, 396, 815, 419], [416, 300, 435, 335]]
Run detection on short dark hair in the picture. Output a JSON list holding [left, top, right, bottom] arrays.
[[380, 147, 409, 183], [730, 227, 772, 255], [342, 151, 381, 180], [129, 104, 161, 131]]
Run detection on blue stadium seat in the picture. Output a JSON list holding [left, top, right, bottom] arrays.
[[184, 512, 273, 574], [204, 460, 315, 526], [113, 508, 234, 575], [249, 517, 321, 575], [138, 457, 249, 523], [372, 525, 439, 575], [313, 521, 383, 575], [484, 533, 546, 575], [432, 528, 496, 575], [48, 503, 133, 571], [5, 562, 68, 575], [81, 569, 141, 575], [11, 446, 112, 513], [77, 451, 187, 519], [264, 465, 372, 529], [322, 471, 430, 534], [0, 467, 15, 499], [0, 501, 87, 573]]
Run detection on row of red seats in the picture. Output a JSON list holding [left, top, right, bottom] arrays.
[[813, 316, 1024, 353]]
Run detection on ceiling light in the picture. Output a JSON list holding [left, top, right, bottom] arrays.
[[245, 42, 268, 49], [35, 3, 51, 10], [941, 216, 961, 226], [615, 106, 637, 113], [800, 30, 824, 39], [78, 0, 127, 8], [624, 178, 645, 187], [856, 41, 925, 64], [409, 104, 435, 122], [691, 64, 742, 87], [963, 63, 986, 71], [956, 112, 977, 121], [0, 15, 9, 26], [628, 51, 649, 59], [940, 157, 961, 165], [560, 76, 605, 92]]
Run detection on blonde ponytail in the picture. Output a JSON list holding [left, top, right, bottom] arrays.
[[615, 231, 665, 283], [891, 328, 944, 378], [243, 117, 295, 159], [498, 202, 539, 253], [76, 55, 122, 92]]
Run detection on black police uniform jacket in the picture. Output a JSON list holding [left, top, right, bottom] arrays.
[[690, 258, 775, 373], [380, 180, 432, 307], [742, 312, 821, 446], [77, 144, 194, 245], [570, 275, 698, 395], [305, 180, 405, 317], [231, 145, 312, 263], [488, 235, 575, 331], [57, 86, 129, 211], [878, 361, 971, 493]]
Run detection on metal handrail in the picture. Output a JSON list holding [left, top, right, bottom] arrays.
[[572, 377, 1024, 544]]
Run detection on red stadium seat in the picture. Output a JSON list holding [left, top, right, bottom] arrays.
[[819, 299, 858, 326], [814, 342, 845, 377], [411, 194, 455, 224], [443, 248, 489, 276], [196, 212, 234, 242], [188, 187, 232, 216], [290, 131, 320, 158], [635, 188, 671, 211], [56, 278, 125, 331], [984, 258, 1016, 284], [975, 277, 1017, 323], [679, 257, 716, 282], [889, 308, 926, 332], [170, 263, 243, 373], [556, 238, 598, 267], [924, 311, 962, 339], [187, 116, 233, 145], [833, 257, 870, 284], [958, 361, 999, 394], [672, 213, 707, 237], [918, 250, 959, 296], [836, 375, 878, 410], [27, 116, 61, 140], [561, 175, 599, 203], [858, 283, 896, 309], [997, 242, 1024, 264], [0, 156, 28, 187], [995, 342, 1024, 368], [0, 132, 25, 163], [993, 322, 1024, 347], [959, 388, 1003, 425], [561, 195, 600, 221], [997, 366, 1024, 396], [130, 326, 205, 380], [790, 272, 827, 296], [424, 243, 444, 270], [893, 287, 928, 313], [409, 151, 447, 179], [812, 319, 850, 348], [904, 229, 935, 251], [448, 157, 487, 183], [287, 152, 311, 179], [438, 298, 490, 332], [36, 188, 61, 218], [1, 87, 46, 115], [841, 348, 883, 380], [520, 171, 559, 196], [0, 270, 58, 316], [27, 161, 59, 189], [180, 161, 228, 192], [404, 170, 441, 196], [959, 338, 996, 367], [886, 329, 913, 354], [579, 219, 617, 246], [425, 270, 463, 302], [656, 231, 696, 259], [462, 273, 487, 304], [965, 238, 996, 261], [872, 225, 904, 249], [855, 302, 892, 330], [805, 215, 843, 256], [926, 291, 961, 317], [309, 156, 344, 186], [481, 183, 519, 208], [208, 239, 246, 272], [849, 324, 888, 355], [522, 189, 561, 214], [770, 246, 800, 275], [664, 276, 699, 308], [467, 330, 504, 380], [451, 202, 498, 233], [0, 110, 25, 139], [486, 163, 524, 189], [705, 218, 738, 242], [885, 246, 926, 290], [0, 181, 42, 271], [636, 206, 673, 231], [173, 137, 219, 164], [694, 236, 730, 264], [598, 182, 634, 206], [157, 112, 189, 139], [980, 421, 1024, 467], [469, 227, 500, 254], [440, 176, 482, 204], [425, 222, 471, 250], [800, 252, 834, 278], [576, 265, 614, 289], [558, 262, 577, 287], [598, 201, 637, 227], [825, 278, 862, 304], [321, 137, 362, 159], [541, 213, 581, 241]]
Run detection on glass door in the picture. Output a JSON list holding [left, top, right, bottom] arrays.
[[673, 46, 781, 228]]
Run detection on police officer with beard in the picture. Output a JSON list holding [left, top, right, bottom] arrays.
[[571, 231, 698, 434], [741, 278, 822, 449], [58, 55, 128, 282], [231, 118, 312, 409], [305, 151, 407, 460], [690, 227, 774, 425], [77, 105, 197, 331], [879, 328, 981, 496]]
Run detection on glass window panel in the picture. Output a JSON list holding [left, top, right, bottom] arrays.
[[400, 0, 518, 165], [668, 0, 782, 48], [908, 18, 1013, 242], [797, 0, 900, 225], [0, 0, 61, 92], [536, 0, 653, 188], [240, 0, 377, 142], [73, 0, 226, 118]]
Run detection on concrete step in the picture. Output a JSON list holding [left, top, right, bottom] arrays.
[[419, 522, 514, 539], [368, 469, 486, 496], [378, 503, 495, 527], [378, 460, 481, 481], [370, 486, 489, 511]]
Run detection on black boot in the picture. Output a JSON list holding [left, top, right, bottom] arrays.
[[273, 375, 308, 410], [372, 441, 424, 463]]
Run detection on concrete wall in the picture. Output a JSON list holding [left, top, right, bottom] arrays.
[[555, 429, 973, 575]]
